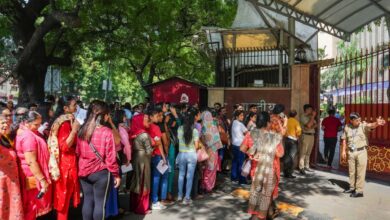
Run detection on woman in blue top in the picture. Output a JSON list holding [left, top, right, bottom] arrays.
[[176, 108, 201, 205]]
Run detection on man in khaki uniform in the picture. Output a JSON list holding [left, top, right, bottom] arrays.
[[299, 104, 317, 175], [341, 112, 386, 198]]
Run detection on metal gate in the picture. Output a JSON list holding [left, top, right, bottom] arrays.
[[321, 44, 390, 179]]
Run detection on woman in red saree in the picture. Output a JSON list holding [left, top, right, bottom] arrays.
[[0, 115, 24, 220], [49, 96, 81, 220], [241, 112, 284, 220], [15, 111, 53, 220], [128, 114, 153, 215]]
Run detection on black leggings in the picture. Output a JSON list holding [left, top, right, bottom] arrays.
[[80, 169, 111, 220]]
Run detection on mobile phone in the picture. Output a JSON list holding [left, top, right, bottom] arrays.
[[37, 190, 45, 199]]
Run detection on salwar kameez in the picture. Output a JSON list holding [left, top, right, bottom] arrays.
[[200, 111, 223, 193], [243, 129, 284, 219], [129, 133, 152, 215], [53, 121, 80, 220]]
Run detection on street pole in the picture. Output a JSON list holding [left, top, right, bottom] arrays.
[[104, 60, 111, 102]]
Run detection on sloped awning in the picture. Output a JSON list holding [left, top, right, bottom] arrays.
[[217, 28, 307, 49], [251, 0, 390, 40]]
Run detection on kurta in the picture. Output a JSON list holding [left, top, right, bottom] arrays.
[[0, 145, 24, 220], [53, 121, 80, 217]]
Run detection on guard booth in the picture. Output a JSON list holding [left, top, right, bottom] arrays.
[[144, 77, 208, 108]]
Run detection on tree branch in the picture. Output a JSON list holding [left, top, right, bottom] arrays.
[[13, 11, 80, 73]]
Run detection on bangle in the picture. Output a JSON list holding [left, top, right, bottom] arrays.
[[38, 177, 45, 182]]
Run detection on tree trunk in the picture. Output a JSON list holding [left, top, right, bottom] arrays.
[[17, 43, 47, 104]]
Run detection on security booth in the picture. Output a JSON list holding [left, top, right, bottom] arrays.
[[144, 77, 208, 108]]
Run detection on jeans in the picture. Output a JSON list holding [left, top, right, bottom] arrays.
[[231, 145, 247, 184], [324, 137, 338, 166], [283, 138, 298, 176], [80, 169, 111, 220], [167, 144, 176, 193], [177, 152, 197, 200], [151, 155, 168, 203]]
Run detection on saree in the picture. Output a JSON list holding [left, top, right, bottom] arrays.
[[247, 129, 283, 219], [16, 126, 53, 220], [0, 144, 24, 220], [200, 111, 222, 192]]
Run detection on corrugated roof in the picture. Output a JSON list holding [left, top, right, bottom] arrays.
[[254, 0, 390, 40]]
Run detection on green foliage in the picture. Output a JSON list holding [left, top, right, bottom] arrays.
[[63, 0, 237, 104], [321, 39, 369, 92], [0, 0, 237, 104]]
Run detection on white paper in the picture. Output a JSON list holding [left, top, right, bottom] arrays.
[[75, 107, 87, 125], [121, 164, 133, 173], [157, 160, 169, 174]]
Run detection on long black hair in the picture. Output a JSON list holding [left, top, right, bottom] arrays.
[[244, 112, 257, 126], [256, 111, 270, 129], [54, 95, 76, 118], [37, 102, 53, 124], [183, 107, 199, 145], [78, 100, 110, 141], [112, 109, 125, 128]]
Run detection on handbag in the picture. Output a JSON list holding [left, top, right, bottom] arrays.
[[241, 159, 251, 177], [197, 143, 209, 162], [220, 131, 229, 145], [26, 176, 37, 190]]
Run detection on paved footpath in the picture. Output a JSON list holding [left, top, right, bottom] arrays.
[[67, 170, 390, 220]]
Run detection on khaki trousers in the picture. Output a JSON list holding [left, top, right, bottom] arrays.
[[348, 149, 367, 193], [299, 134, 315, 169]]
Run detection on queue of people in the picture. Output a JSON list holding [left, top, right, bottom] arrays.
[[0, 97, 386, 220]]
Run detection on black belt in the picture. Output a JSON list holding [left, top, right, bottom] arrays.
[[303, 133, 315, 136], [349, 146, 367, 152]]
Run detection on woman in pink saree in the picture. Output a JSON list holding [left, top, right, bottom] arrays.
[[241, 112, 284, 220], [200, 110, 223, 193], [15, 111, 53, 220]]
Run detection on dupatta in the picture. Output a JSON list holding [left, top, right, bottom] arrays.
[[200, 111, 222, 152], [247, 128, 282, 218], [47, 114, 73, 181]]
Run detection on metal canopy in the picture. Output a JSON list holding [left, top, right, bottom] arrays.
[[252, 0, 390, 40]]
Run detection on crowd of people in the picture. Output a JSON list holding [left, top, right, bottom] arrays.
[[0, 96, 386, 220]]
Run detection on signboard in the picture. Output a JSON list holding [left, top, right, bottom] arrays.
[[44, 66, 61, 93], [102, 79, 112, 91]]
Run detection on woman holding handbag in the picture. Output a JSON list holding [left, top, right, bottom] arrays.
[[176, 108, 201, 205], [76, 100, 120, 220], [15, 111, 52, 220], [200, 110, 223, 193]]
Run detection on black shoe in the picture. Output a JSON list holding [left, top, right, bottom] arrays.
[[350, 192, 364, 198], [304, 168, 314, 173], [285, 174, 296, 179], [343, 189, 356, 194], [299, 169, 306, 175]]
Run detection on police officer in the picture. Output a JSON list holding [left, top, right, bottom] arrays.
[[341, 112, 386, 198], [299, 104, 317, 175]]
